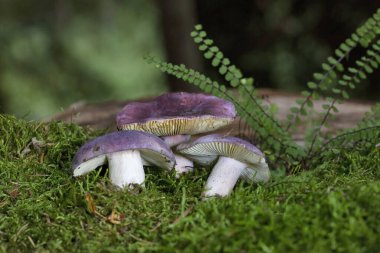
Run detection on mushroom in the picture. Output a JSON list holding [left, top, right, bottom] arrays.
[[176, 134, 270, 197], [72, 130, 175, 188], [116, 92, 236, 176]]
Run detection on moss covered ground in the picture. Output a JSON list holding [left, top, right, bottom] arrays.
[[1, 114, 379, 252]]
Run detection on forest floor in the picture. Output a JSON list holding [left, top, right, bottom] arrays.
[[1, 114, 380, 252]]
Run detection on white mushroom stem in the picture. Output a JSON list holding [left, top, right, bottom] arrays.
[[162, 135, 194, 177], [245, 159, 271, 183], [174, 153, 194, 178], [107, 150, 145, 188], [204, 156, 246, 197], [161, 135, 191, 148]]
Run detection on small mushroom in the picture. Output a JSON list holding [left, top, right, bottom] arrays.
[[72, 130, 175, 188], [176, 134, 270, 197], [116, 92, 236, 176]]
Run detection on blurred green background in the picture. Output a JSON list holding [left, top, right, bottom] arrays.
[[0, 0, 378, 119]]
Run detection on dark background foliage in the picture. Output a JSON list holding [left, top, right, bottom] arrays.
[[0, 0, 378, 119]]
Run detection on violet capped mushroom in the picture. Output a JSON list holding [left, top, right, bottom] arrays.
[[72, 130, 175, 188], [176, 134, 270, 197], [116, 92, 236, 176]]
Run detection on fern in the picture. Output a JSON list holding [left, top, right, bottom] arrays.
[[306, 39, 380, 157], [314, 104, 380, 164], [147, 8, 380, 173], [286, 9, 380, 133], [190, 24, 304, 164]]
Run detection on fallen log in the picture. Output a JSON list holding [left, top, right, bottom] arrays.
[[45, 89, 374, 144]]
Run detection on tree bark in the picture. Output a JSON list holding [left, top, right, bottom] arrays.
[[156, 0, 202, 92]]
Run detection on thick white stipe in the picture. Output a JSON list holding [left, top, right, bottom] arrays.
[[174, 153, 194, 177], [161, 135, 191, 147], [107, 150, 145, 188], [162, 135, 194, 177], [204, 156, 246, 197]]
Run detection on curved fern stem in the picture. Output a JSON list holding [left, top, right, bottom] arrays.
[[191, 25, 283, 131], [321, 125, 380, 150], [243, 85, 283, 130], [306, 100, 336, 157]]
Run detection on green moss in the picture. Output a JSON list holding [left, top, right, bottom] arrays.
[[1, 115, 379, 252]]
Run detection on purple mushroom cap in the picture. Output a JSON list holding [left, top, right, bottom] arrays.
[[72, 130, 175, 176], [116, 92, 236, 136], [177, 134, 264, 163], [176, 134, 269, 181]]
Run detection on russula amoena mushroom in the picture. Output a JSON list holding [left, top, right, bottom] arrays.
[[72, 130, 175, 188], [176, 134, 270, 197], [116, 92, 236, 176]]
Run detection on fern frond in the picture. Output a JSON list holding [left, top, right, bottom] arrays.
[[286, 8, 380, 131], [190, 25, 305, 165], [191, 25, 282, 130], [359, 103, 380, 126], [146, 8, 380, 173], [307, 102, 380, 167], [324, 126, 380, 148], [306, 39, 380, 157], [313, 124, 380, 165]]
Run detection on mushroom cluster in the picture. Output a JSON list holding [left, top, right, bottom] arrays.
[[116, 92, 237, 176], [72, 92, 270, 197]]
